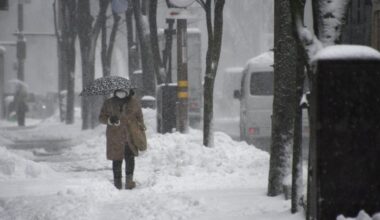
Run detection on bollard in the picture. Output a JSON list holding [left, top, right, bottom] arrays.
[[156, 84, 177, 133]]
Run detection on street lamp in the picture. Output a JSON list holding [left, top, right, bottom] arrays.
[[16, 0, 26, 81]]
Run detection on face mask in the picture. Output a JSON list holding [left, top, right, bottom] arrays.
[[115, 91, 128, 98]]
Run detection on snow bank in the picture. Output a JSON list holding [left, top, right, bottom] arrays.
[[0, 108, 279, 220], [0, 147, 57, 180], [312, 45, 380, 63], [139, 130, 269, 192], [0, 178, 118, 220], [60, 108, 269, 192]]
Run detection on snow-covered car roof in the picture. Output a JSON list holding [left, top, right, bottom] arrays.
[[244, 51, 273, 73]]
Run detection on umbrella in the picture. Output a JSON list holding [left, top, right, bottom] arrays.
[[8, 79, 29, 92], [80, 75, 136, 96]]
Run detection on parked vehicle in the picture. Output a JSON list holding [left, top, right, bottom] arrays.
[[214, 67, 244, 139], [234, 52, 309, 149]]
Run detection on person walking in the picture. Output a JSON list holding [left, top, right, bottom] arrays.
[[13, 84, 28, 126], [99, 88, 146, 190]]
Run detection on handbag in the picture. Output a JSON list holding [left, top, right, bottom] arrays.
[[127, 116, 147, 151]]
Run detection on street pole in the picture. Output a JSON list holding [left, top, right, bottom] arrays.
[[372, 1, 380, 50], [0, 47, 5, 119], [164, 18, 175, 84], [176, 18, 188, 133], [17, 1, 26, 81]]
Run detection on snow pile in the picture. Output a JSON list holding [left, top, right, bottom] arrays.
[[0, 107, 293, 220], [312, 45, 380, 63], [139, 130, 269, 192], [0, 147, 57, 180], [56, 108, 269, 192], [0, 178, 118, 220], [337, 210, 380, 220]]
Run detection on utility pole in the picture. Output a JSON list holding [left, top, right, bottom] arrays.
[[165, 0, 195, 133], [17, 0, 26, 81], [0, 47, 5, 119], [372, 0, 380, 50], [176, 18, 188, 133]]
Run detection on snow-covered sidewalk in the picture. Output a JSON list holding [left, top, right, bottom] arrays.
[[0, 108, 304, 220]]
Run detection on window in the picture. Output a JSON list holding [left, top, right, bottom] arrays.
[[250, 71, 274, 95]]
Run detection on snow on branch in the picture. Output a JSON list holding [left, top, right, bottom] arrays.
[[318, 0, 350, 46], [294, 13, 323, 64]]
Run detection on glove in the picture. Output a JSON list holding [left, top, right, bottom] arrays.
[[108, 116, 120, 126]]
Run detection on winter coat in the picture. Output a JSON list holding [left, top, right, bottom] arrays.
[[99, 96, 146, 160]]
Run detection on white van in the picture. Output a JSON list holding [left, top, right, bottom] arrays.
[[234, 52, 309, 149], [214, 67, 244, 138]]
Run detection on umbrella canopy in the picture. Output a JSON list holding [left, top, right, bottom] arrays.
[[8, 79, 29, 93], [80, 76, 136, 96]]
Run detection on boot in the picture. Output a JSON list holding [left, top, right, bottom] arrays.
[[114, 178, 122, 190], [125, 175, 136, 190]]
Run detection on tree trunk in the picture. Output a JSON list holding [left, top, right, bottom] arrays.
[[54, 0, 67, 122], [77, 0, 93, 130], [54, 0, 77, 124], [291, 43, 306, 213], [101, 14, 107, 76], [126, 0, 139, 78], [104, 13, 121, 77], [315, 0, 350, 45], [64, 0, 77, 124], [149, 0, 163, 85], [78, 0, 109, 129], [267, 0, 297, 197], [132, 0, 156, 97], [202, 0, 225, 147], [289, 0, 307, 212]]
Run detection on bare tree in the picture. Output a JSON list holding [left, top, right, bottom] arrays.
[[53, 0, 77, 124], [101, 12, 121, 77], [291, 0, 350, 61], [288, 0, 350, 214], [195, 0, 225, 147], [149, 0, 164, 85], [132, 0, 156, 97], [267, 0, 297, 197], [125, 0, 139, 79], [78, 0, 110, 129]]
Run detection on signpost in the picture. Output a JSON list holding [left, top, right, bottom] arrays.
[[166, 0, 195, 133], [176, 18, 188, 133]]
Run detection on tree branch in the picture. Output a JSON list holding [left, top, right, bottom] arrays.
[[53, 0, 60, 39], [105, 13, 121, 76], [211, 0, 225, 73], [196, 0, 207, 10]]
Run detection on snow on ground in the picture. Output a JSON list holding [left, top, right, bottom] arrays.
[[0, 108, 305, 220]]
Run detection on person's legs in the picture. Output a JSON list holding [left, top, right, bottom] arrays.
[[124, 145, 136, 189], [112, 160, 122, 189], [17, 110, 25, 126]]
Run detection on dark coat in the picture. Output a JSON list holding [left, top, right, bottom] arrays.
[[99, 96, 146, 160]]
